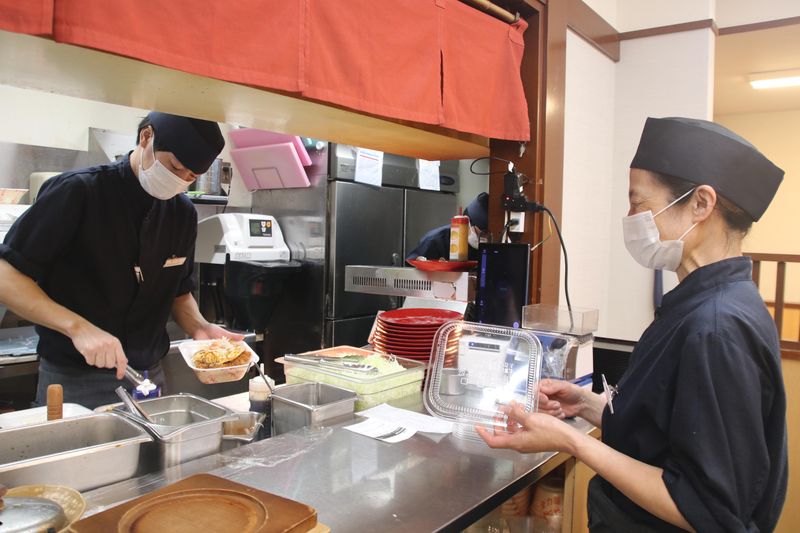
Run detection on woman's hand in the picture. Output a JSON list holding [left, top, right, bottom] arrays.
[[538, 379, 607, 427], [476, 401, 578, 454], [539, 379, 587, 418]]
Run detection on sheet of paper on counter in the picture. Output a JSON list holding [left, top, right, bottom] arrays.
[[344, 417, 416, 443], [417, 159, 440, 191], [354, 148, 383, 186], [358, 403, 453, 434]]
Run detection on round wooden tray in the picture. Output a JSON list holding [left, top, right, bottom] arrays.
[[117, 488, 268, 533]]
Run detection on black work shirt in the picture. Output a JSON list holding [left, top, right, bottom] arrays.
[[599, 257, 788, 532], [0, 156, 197, 370]]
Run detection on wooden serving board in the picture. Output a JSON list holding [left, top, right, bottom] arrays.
[[69, 474, 318, 533]]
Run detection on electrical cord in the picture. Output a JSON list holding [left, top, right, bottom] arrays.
[[471, 155, 574, 328], [469, 156, 516, 175], [541, 205, 574, 328]]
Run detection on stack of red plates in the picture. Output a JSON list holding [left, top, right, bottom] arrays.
[[372, 308, 462, 364]]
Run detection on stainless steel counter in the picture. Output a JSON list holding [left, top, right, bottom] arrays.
[[81, 395, 595, 532]]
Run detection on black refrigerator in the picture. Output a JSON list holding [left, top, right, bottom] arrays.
[[249, 143, 458, 361]]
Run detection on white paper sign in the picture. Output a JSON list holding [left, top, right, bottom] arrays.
[[354, 148, 383, 186], [417, 159, 440, 191]]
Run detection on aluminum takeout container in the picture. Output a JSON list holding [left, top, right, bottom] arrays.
[[0, 413, 152, 491], [113, 393, 235, 468], [271, 382, 357, 435]]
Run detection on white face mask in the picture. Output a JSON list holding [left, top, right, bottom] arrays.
[[468, 226, 480, 249], [622, 188, 697, 272], [137, 135, 191, 200]]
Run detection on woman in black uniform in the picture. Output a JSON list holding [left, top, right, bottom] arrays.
[[477, 117, 787, 532]]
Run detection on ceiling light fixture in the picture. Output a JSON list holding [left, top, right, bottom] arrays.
[[748, 68, 800, 90]]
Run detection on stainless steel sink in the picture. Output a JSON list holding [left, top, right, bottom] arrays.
[[0, 412, 153, 491]]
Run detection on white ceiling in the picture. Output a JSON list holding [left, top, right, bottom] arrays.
[[714, 23, 800, 115]]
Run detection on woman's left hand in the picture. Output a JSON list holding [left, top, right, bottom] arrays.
[[192, 323, 245, 342], [476, 401, 577, 454]]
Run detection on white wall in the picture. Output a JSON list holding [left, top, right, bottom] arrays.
[[716, 110, 800, 303], [615, 0, 714, 32], [603, 29, 715, 340], [0, 84, 146, 151], [581, 0, 618, 30], [715, 0, 800, 28], [561, 30, 616, 333]]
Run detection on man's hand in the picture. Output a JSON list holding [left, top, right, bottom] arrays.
[[70, 321, 128, 379], [192, 323, 245, 342]]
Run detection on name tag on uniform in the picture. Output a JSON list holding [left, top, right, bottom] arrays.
[[163, 256, 187, 268]]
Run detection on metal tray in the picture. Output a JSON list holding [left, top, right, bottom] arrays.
[[271, 383, 356, 435], [0, 413, 152, 491], [113, 393, 235, 468]]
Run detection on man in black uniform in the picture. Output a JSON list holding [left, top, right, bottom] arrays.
[[406, 191, 489, 262], [476, 117, 787, 532], [0, 112, 242, 408]]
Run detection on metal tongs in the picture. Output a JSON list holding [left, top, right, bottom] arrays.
[[115, 386, 156, 424], [124, 366, 159, 398], [284, 354, 378, 374]]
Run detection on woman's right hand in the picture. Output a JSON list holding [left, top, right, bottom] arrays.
[[69, 321, 128, 379]]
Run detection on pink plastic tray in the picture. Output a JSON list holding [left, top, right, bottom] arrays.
[[230, 143, 310, 191], [229, 128, 312, 166]]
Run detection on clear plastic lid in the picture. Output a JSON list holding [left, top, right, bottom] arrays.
[[423, 321, 543, 434]]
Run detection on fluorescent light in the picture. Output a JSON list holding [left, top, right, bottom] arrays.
[[749, 69, 800, 90]]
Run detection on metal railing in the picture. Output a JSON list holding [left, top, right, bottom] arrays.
[[748, 253, 800, 354]]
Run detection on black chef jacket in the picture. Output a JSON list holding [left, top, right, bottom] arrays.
[[0, 156, 197, 370], [598, 257, 787, 532]]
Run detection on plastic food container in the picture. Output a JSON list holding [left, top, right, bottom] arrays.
[[178, 340, 258, 384], [277, 351, 426, 411], [423, 321, 543, 441]]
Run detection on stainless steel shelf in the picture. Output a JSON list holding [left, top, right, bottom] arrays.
[[344, 265, 471, 302]]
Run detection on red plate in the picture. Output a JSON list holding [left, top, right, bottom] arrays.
[[376, 322, 441, 333], [374, 337, 456, 349], [376, 321, 447, 332], [407, 259, 478, 272], [378, 308, 463, 326]]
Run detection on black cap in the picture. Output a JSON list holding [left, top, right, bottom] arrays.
[[147, 112, 225, 174], [630, 117, 783, 221], [464, 192, 489, 230]]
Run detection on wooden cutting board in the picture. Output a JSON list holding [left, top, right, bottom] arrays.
[[69, 474, 322, 533]]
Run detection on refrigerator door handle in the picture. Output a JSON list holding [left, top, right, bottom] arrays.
[[389, 252, 403, 309]]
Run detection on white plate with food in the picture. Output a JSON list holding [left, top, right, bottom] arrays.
[[178, 338, 259, 384]]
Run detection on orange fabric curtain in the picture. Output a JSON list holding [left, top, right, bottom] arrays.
[[0, 0, 53, 35], [4, 0, 531, 141], [303, 0, 442, 125], [53, 0, 303, 92], [440, 0, 529, 140]]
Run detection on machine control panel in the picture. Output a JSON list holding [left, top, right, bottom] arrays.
[[249, 218, 273, 238]]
